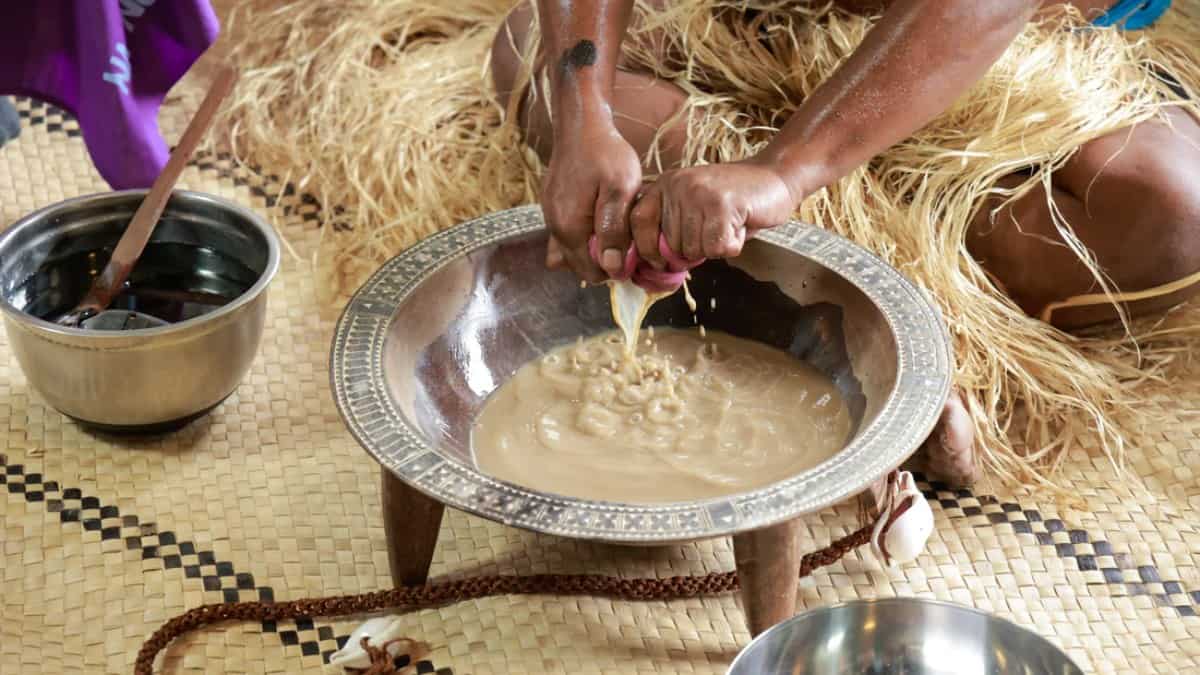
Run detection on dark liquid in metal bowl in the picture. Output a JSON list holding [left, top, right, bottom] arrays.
[[11, 242, 259, 325]]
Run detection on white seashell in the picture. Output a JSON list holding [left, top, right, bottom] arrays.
[[870, 471, 933, 567], [328, 616, 407, 669], [881, 493, 933, 564]]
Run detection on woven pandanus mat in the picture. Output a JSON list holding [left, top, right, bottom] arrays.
[[2, 80, 1200, 675]]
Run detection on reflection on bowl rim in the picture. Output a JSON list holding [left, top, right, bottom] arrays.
[[0, 189, 281, 340], [726, 597, 1083, 675], [331, 205, 953, 543]]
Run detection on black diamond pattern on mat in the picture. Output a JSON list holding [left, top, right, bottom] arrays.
[[11, 96, 327, 226], [4, 448, 1198, 664], [187, 148, 328, 227], [11, 97, 83, 137], [914, 472, 1200, 618], [0, 453, 453, 672]]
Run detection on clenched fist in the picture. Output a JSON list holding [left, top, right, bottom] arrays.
[[540, 120, 642, 283], [630, 160, 798, 266]]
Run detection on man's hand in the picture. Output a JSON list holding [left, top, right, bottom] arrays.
[[629, 160, 797, 265], [541, 120, 642, 283]]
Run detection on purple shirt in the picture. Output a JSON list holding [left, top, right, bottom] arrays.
[[0, 1, 219, 189]]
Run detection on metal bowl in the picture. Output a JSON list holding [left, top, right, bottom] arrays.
[[331, 205, 951, 544], [727, 598, 1083, 675], [0, 190, 280, 432]]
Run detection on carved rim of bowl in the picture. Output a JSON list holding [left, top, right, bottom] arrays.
[[330, 205, 952, 544]]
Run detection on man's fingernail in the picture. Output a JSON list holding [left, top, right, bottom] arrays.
[[601, 248, 622, 274]]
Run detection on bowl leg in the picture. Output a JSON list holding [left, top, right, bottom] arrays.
[[733, 518, 803, 637], [382, 468, 445, 586]]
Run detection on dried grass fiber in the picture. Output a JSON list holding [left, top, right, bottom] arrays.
[[212, 0, 1200, 495]]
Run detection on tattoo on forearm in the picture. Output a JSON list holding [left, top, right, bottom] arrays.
[[559, 39, 598, 75]]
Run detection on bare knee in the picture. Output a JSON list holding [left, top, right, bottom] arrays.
[[1078, 115, 1200, 289], [1043, 113, 1200, 327], [1091, 157, 1200, 324], [489, 2, 557, 160], [489, 2, 535, 111], [968, 112, 1200, 326], [1133, 159, 1200, 285]]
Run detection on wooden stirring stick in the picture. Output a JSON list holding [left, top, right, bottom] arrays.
[[58, 64, 238, 328]]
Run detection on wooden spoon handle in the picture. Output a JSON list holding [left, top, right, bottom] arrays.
[[77, 64, 238, 313]]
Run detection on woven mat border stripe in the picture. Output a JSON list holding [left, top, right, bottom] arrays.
[[12, 97, 329, 228], [6, 444, 1200, 673]]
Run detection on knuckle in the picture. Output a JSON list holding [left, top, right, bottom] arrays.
[[700, 187, 725, 212], [602, 165, 638, 191], [716, 190, 736, 213], [603, 183, 626, 202], [541, 200, 566, 224], [619, 171, 642, 195], [705, 224, 738, 258]]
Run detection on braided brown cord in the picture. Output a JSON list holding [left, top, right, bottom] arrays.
[[133, 523, 872, 674]]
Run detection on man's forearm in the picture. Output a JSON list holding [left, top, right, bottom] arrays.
[[757, 0, 1041, 200], [537, 0, 635, 139]]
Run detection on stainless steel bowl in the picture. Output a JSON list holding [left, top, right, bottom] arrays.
[[0, 189, 280, 432], [728, 598, 1083, 675], [331, 206, 953, 544]]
